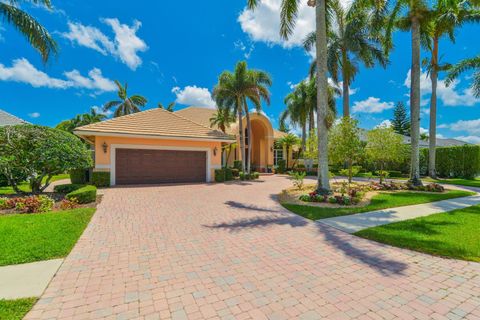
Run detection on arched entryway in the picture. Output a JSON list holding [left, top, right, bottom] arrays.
[[240, 113, 274, 172]]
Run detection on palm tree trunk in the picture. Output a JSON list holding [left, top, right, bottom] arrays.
[[342, 51, 350, 117], [237, 102, 246, 173], [315, 0, 331, 194], [301, 123, 307, 157], [428, 37, 439, 179], [245, 107, 253, 174], [409, 16, 423, 186]]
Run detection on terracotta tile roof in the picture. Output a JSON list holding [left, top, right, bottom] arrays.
[[74, 108, 234, 141], [0, 109, 29, 126], [175, 106, 286, 140]]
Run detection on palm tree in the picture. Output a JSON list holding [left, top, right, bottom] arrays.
[[278, 133, 300, 169], [56, 108, 106, 133], [103, 81, 147, 117], [247, 0, 334, 193], [158, 102, 175, 112], [304, 0, 389, 117], [1, 0, 57, 62], [212, 61, 271, 174], [210, 106, 235, 133], [386, 0, 430, 186], [281, 81, 309, 154], [446, 55, 480, 98], [423, 0, 480, 178]]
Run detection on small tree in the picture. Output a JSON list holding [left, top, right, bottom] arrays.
[[391, 101, 410, 136], [366, 126, 404, 183], [278, 133, 300, 169], [0, 125, 93, 193], [303, 130, 318, 172], [329, 117, 364, 183]]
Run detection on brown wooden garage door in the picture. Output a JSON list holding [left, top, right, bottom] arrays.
[[115, 148, 207, 185]]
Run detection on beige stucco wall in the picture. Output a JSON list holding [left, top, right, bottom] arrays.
[[92, 135, 223, 183]]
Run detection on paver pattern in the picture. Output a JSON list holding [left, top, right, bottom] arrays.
[[27, 176, 480, 320]]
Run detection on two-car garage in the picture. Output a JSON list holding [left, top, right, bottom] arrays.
[[114, 148, 208, 185]]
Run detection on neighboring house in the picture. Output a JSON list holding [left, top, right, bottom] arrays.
[[74, 107, 287, 186], [0, 109, 29, 126]]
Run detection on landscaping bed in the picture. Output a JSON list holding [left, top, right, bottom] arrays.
[[355, 204, 480, 262], [281, 182, 475, 220]]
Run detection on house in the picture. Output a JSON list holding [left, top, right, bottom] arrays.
[[74, 107, 288, 185], [0, 109, 29, 127]]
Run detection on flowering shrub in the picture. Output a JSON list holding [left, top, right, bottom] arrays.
[[14, 195, 55, 213], [0, 197, 16, 209], [370, 181, 445, 192], [59, 198, 79, 210]]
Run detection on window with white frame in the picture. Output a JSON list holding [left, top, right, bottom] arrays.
[[274, 149, 284, 165]]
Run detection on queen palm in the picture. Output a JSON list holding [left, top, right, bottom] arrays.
[[423, 0, 480, 178], [386, 0, 431, 186], [103, 81, 147, 117], [213, 61, 271, 174], [446, 55, 480, 98], [304, 0, 389, 117], [1, 0, 57, 62], [210, 106, 236, 133], [248, 0, 335, 193], [158, 102, 175, 112]]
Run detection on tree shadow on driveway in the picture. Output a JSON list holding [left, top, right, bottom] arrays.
[[224, 200, 281, 213], [204, 214, 308, 232]]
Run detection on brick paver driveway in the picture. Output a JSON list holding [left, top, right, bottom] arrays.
[[27, 176, 480, 320]]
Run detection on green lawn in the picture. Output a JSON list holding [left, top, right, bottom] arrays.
[[0, 174, 70, 195], [428, 177, 480, 188], [355, 204, 480, 262], [0, 298, 37, 320], [283, 190, 475, 220], [0, 208, 95, 266]]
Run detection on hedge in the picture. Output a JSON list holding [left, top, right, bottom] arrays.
[[422, 145, 480, 179], [91, 172, 110, 187], [66, 185, 97, 204], [53, 184, 84, 194], [69, 169, 88, 184], [215, 168, 234, 182]]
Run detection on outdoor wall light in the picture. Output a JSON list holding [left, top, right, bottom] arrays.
[[213, 146, 218, 156], [102, 142, 108, 154], [270, 146, 274, 152]]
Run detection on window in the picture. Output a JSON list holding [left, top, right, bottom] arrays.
[[274, 149, 283, 165]]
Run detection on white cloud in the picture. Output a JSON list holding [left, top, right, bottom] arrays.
[[454, 135, 480, 144], [0, 58, 116, 92], [172, 86, 216, 108], [375, 119, 392, 128], [238, 0, 315, 48], [92, 105, 113, 117], [62, 18, 148, 70], [234, 40, 255, 59], [420, 127, 428, 134], [28, 112, 40, 118], [404, 69, 480, 107], [352, 97, 394, 113], [439, 119, 480, 135]]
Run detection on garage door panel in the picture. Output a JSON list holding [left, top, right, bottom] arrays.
[[115, 148, 207, 185]]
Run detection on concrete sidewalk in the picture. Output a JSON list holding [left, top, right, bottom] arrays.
[[318, 194, 480, 233], [0, 259, 63, 299]]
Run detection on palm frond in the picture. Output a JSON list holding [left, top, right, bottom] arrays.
[[280, 0, 299, 39]]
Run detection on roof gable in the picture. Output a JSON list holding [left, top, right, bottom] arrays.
[[0, 109, 29, 126]]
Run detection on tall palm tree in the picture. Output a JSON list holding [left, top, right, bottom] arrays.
[[158, 102, 175, 112], [423, 0, 480, 178], [103, 81, 147, 117], [446, 55, 480, 97], [210, 106, 236, 133], [247, 0, 332, 193], [304, 0, 389, 117], [212, 61, 271, 174], [281, 81, 309, 153], [386, 0, 430, 186], [1, 0, 57, 62]]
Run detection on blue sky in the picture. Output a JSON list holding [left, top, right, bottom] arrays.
[[1, 0, 479, 143]]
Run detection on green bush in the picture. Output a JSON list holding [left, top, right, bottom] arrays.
[[66, 185, 97, 204], [0, 174, 8, 187], [69, 169, 88, 184], [54, 184, 85, 194], [233, 160, 242, 170], [277, 159, 286, 174], [387, 170, 403, 178], [14, 195, 55, 213], [225, 168, 234, 181], [91, 172, 110, 187], [215, 169, 226, 182], [231, 168, 239, 177], [422, 145, 480, 179]]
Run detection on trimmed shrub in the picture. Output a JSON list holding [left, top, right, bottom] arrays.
[[387, 170, 403, 178], [53, 184, 84, 194], [423, 145, 480, 179], [66, 185, 97, 204], [91, 172, 110, 187], [215, 169, 226, 182], [233, 160, 242, 170], [277, 159, 286, 174], [70, 169, 88, 184], [225, 168, 234, 181]]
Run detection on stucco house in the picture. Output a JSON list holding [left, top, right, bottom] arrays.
[[74, 107, 288, 185]]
